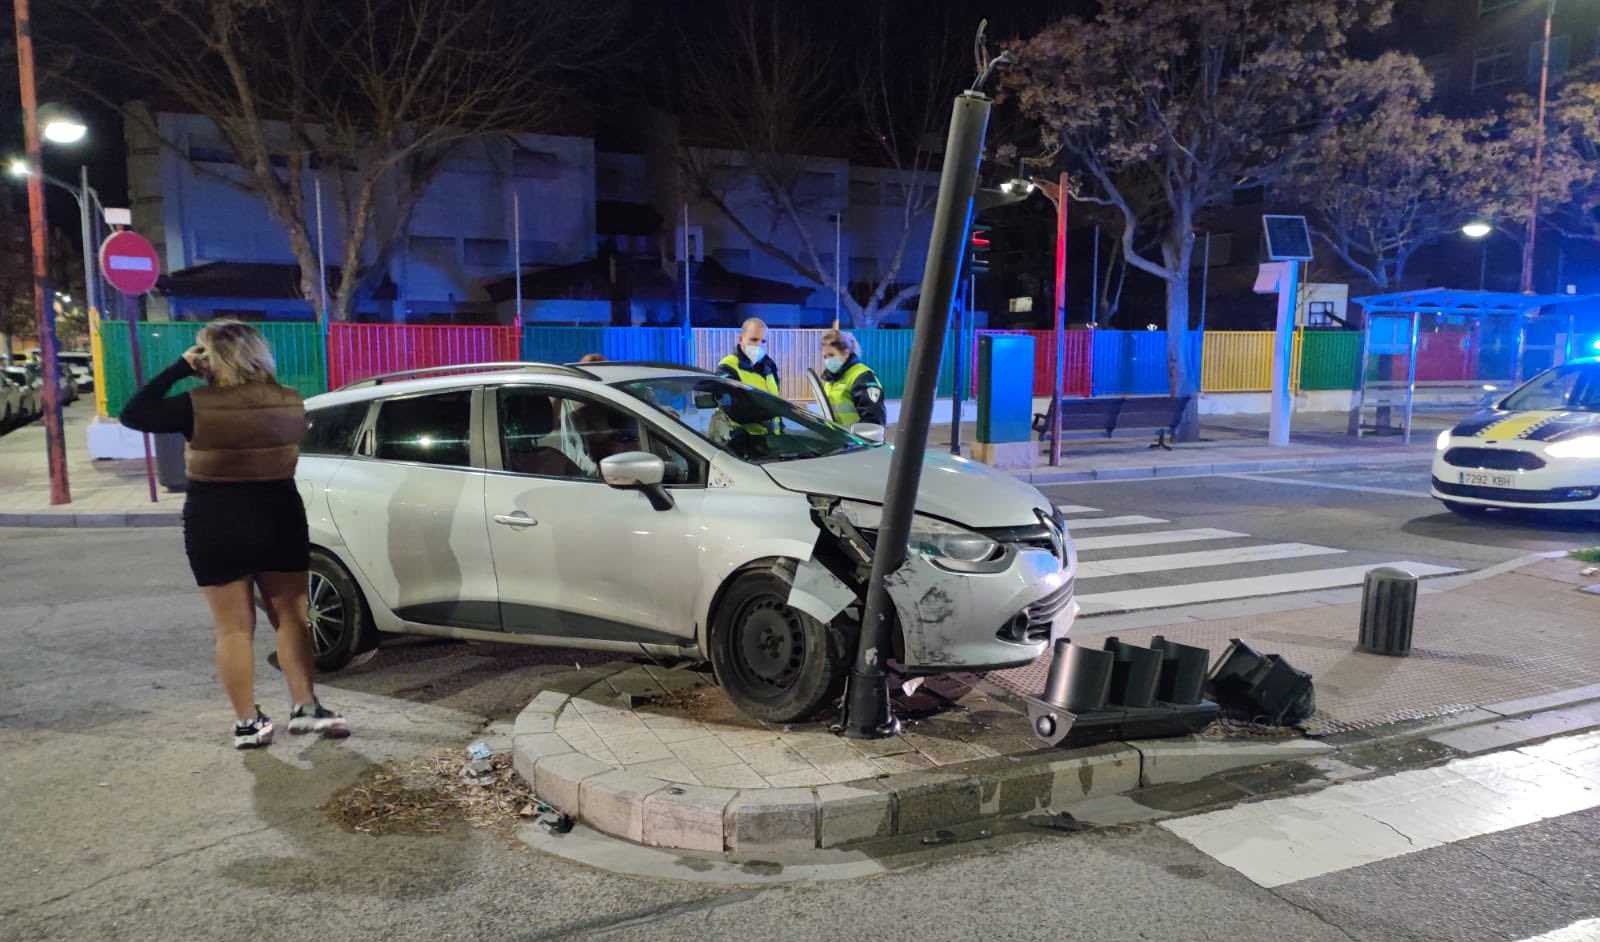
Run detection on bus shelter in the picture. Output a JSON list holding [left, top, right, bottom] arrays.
[[1348, 288, 1599, 442]]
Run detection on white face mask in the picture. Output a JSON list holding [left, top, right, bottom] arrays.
[[823, 355, 844, 373], [742, 343, 765, 364]]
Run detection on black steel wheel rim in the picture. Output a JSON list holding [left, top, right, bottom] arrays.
[[731, 596, 807, 694]]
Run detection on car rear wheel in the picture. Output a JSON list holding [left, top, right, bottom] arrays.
[[305, 550, 379, 672], [709, 568, 848, 723], [1441, 499, 1490, 518]]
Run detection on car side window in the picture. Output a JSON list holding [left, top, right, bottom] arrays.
[[498, 389, 651, 481], [644, 430, 696, 485], [373, 391, 471, 467], [302, 401, 369, 456]]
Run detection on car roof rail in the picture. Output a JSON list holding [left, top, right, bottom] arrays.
[[587, 360, 720, 376], [335, 361, 595, 391]]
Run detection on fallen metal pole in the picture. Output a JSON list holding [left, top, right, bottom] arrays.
[[842, 90, 992, 739]]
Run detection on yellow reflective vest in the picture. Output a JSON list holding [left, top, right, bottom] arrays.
[[822, 360, 881, 427], [717, 352, 781, 434]]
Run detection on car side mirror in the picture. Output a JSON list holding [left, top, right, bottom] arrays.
[[850, 422, 886, 443], [600, 451, 674, 511]]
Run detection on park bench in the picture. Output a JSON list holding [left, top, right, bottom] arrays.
[[1032, 394, 1193, 451]]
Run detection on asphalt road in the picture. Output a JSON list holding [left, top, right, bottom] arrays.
[[2, 463, 1598, 942], [1038, 459, 1600, 618]]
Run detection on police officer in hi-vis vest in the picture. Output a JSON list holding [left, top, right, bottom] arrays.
[[716, 318, 782, 435], [819, 328, 885, 427]]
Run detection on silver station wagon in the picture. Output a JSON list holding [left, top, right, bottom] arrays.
[[291, 361, 1078, 721]]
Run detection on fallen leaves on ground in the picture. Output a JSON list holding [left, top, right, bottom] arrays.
[[323, 750, 538, 837]]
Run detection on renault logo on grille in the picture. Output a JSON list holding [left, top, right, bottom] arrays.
[[1038, 509, 1066, 562]]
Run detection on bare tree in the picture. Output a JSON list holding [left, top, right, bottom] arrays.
[[1290, 70, 1503, 290], [1004, 0, 1408, 435], [677, 1, 968, 327], [59, 0, 622, 320]]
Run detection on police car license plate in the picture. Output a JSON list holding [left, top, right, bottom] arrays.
[[1460, 470, 1514, 488]]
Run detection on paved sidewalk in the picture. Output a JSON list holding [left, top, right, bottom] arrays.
[[0, 407, 1444, 526], [0, 407, 180, 526], [991, 555, 1600, 736]]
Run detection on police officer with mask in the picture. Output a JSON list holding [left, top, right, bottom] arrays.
[[715, 318, 782, 434], [819, 328, 885, 427]]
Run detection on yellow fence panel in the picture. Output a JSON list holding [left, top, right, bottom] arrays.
[[692, 328, 827, 400], [89, 307, 109, 417], [1202, 330, 1304, 393]]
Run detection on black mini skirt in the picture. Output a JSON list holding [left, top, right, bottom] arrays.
[[182, 479, 311, 587]]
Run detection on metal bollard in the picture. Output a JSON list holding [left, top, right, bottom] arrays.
[[1360, 567, 1417, 656]]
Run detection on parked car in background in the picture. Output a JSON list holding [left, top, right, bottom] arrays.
[[1, 367, 41, 426], [56, 351, 94, 392], [21, 360, 79, 405], [0, 370, 24, 429]]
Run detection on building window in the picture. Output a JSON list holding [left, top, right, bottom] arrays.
[[1479, 0, 1517, 14], [520, 240, 559, 264], [463, 237, 510, 269], [408, 236, 458, 263], [848, 180, 879, 205], [596, 164, 624, 199], [1527, 35, 1570, 84], [1473, 43, 1517, 89], [513, 149, 561, 179]]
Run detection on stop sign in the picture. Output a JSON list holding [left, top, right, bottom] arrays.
[[99, 231, 161, 296]]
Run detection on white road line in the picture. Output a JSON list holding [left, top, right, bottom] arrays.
[[1076, 561, 1460, 614], [1071, 528, 1249, 552], [1516, 919, 1600, 942], [1221, 472, 1434, 499], [1161, 730, 1600, 889], [1075, 542, 1346, 579], [1059, 514, 1169, 531], [1052, 504, 1100, 514]]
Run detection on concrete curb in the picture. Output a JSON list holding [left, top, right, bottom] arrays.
[[0, 510, 182, 528], [1016, 450, 1427, 486], [511, 672, 1334, 853]]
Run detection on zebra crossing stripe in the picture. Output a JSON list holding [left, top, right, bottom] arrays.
[[1071, 527, 1248, 552], [1061, 514, 1169, 531], [1074, 542, 1345, 579], [1076, 561, 1459, 614], [1052, 504, 1100, 514]]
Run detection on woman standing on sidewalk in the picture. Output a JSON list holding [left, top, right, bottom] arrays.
[[121, 320, 348, 749]]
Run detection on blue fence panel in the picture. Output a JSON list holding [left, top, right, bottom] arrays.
[[1091, 331, 1201, 396], [600, 328, 690, 364], [522, 327, 693, 365]]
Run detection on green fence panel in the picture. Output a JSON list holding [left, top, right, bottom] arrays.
[[854, 328, 954, 399], [101, 321, 327, 416], [1297, 331, 1361, 390]]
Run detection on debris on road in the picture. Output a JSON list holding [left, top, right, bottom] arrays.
[[467, 740, 494, 761], [1026, 811, 1092, 833], [324, 750, 537, 837]]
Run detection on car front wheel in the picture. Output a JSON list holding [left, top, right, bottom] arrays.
[[709, 567, 849, 723]]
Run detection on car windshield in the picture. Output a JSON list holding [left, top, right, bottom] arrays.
[[1499, 362, 1600, 413], [616, 375, 873, 463]]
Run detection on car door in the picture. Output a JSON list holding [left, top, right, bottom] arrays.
[[324, 386, 501, 631], [482, 384, 706, 646], [805, 368, 836, 423]]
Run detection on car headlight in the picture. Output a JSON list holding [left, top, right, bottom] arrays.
[[831, 499, 1001, 565], [1546, 435, 1600, 459], [1436, 430, 1452, 451]]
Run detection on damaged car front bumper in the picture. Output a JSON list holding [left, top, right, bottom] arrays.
[[796, 497, 1078, 674]]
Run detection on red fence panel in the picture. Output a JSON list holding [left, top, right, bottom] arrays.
[[968, 329, 1092, 398], [326, 323, 521, 388]]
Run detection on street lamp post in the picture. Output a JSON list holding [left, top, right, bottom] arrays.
[[12, 0, 70, 505], [1522, 0, 1558, 294]]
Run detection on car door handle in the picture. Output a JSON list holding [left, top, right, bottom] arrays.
[[493, 511, 537, 528]]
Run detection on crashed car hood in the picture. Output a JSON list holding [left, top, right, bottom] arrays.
[[1451, 409, 1600, 443], [759, 445, 1050, 527]]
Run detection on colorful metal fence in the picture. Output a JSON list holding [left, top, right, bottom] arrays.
[[96, 320, 1389, 421], [98, 320, 326, 416], [326, 323, 518, 389]]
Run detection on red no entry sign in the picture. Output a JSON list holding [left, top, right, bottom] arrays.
[[99, 231, 161, 296]]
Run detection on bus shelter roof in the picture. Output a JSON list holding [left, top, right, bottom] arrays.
[[1352, 287, 1600, 316]]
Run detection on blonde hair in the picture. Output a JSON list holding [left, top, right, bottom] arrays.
[[197, 319, 277, 386], [821, 328, 858, 357]]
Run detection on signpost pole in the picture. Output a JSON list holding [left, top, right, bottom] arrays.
[[1269, 260, 1298, 447], [99, 229, 163, 502]]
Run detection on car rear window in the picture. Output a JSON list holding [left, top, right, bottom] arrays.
[[302, 401, 370, 456], [374, 391, 472, 467]]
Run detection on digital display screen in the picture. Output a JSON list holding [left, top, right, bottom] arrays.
[[1262, 215, 1313, 261]]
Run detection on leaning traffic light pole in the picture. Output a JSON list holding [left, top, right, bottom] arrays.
[[842, 56, 1001, 738]]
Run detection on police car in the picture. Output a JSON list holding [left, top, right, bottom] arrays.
[[1431, 357, 1600, 517], [290, 361, 1077, 723]]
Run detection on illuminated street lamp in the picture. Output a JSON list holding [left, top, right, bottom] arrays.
[[1461, 221, 1492, 240]]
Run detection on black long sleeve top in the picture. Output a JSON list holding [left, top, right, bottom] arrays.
[[120, 358, 197, 439]]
